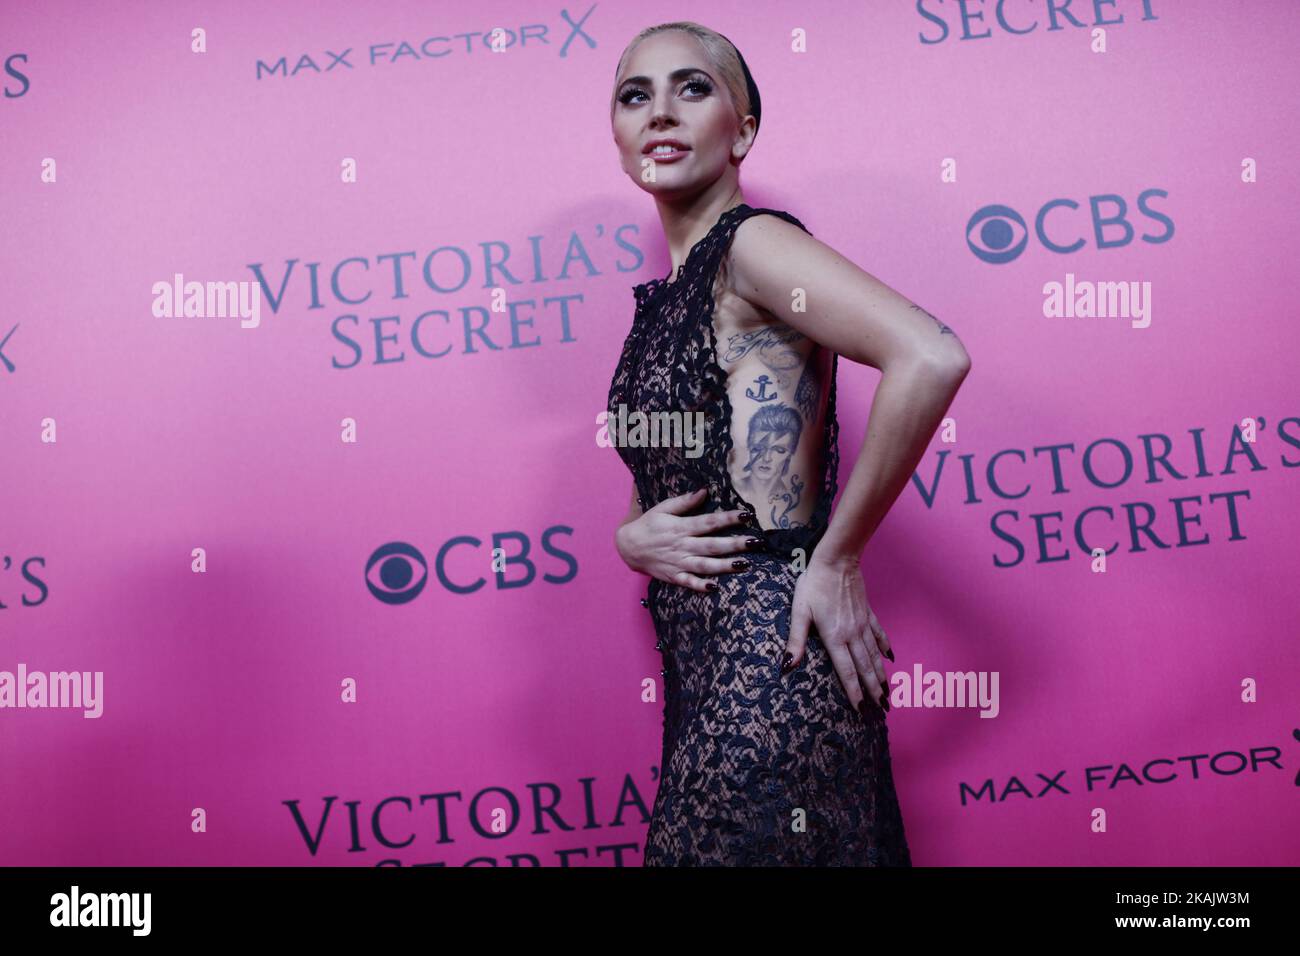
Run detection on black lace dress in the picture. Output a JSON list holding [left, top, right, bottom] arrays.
[[608, 203, 912, 866]]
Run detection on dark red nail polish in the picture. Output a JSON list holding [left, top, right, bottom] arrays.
[[885, 648, 895, 662], [706, 581, 719, 592], [781, 652, 793, 673], [732, 559, 750, 569]]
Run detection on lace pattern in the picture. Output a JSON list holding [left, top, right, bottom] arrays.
[[608, 203, 911, 866]]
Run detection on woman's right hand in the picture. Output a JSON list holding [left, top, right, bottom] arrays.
[[615, 487, 760, 592]]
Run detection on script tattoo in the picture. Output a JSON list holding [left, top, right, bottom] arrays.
[[723, 326, 805, 375], [911, 303, 954, 335]]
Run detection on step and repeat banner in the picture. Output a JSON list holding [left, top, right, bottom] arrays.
[[2, 0, 1297, 866]]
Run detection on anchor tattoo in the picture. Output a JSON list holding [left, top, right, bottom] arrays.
[[746, 374, 778, 402]]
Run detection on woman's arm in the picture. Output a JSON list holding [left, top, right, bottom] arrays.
[[728, 216, 971, 564], [728, 214, 971, 712], [815, 341, 967, 565]]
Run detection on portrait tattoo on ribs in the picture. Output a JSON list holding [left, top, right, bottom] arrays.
[[734, 403, 807, 529]]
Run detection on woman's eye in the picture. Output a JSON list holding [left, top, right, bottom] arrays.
[[619, 79, 711, 106]]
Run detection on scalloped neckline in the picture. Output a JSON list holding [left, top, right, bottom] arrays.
[[634, 203, 751, 299]]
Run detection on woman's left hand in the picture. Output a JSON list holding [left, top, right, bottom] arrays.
[[782, 552, 895, 714]]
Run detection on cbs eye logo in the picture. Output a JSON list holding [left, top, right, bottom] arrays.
[[966, 189, 1174, 264], [365, 542, 428, 605], [965, 204, 1028, 264]]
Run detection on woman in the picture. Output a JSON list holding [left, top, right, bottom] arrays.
[[607, 22, 971, 866]]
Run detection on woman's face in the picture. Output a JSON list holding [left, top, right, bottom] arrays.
[[611, 31, 749, 197], [747, 430, 794, 481]]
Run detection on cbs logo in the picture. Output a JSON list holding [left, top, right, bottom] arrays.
[[365, 527, 577, 604], [966, 188, 1173, 264]]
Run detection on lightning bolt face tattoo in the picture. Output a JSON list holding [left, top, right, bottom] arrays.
[[734, 402, 808, 530]]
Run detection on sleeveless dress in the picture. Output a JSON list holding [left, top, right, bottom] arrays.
[[607, 203, 912, 866]]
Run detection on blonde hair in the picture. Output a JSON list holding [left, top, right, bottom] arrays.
[[610, 22, 759, 141]]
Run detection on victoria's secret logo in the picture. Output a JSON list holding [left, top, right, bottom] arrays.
[[1, 552, 49, 609], [917, 0, 1159, 45], [913, 417, 1300, 569], [3, 51, 29, 98]]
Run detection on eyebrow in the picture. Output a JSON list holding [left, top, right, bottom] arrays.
[[617, 66, 713, 90]]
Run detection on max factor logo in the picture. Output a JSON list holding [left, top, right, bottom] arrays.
[[255, 5, 597, 80], [0, 323, 17, 373], [966, 189, 1173, 264], [960, 741, 1285, 806]]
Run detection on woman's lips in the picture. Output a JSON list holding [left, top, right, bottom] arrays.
[[646, 146, 690, 162]]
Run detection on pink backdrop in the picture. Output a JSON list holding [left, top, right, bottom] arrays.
[[2, 0, 1298, 866]]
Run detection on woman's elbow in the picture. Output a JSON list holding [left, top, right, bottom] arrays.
[[939, 337, 972, 381], [907, 335, 971, 386], [871, 331, 971, 383]]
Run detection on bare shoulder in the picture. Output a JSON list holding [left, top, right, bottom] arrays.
[[726, 212, 869, 324], [727, 212, 837, 296]]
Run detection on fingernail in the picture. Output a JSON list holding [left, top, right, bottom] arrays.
[[739, 509, 755, 521], [881, 694, 891, 712], [732, 559, 750, 570], [885, 648, 895, 662], [781, 652, 793, 673], [745, 536, 763, 548], [706, 581, 719, 592], [857, 698, 869, 717]]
